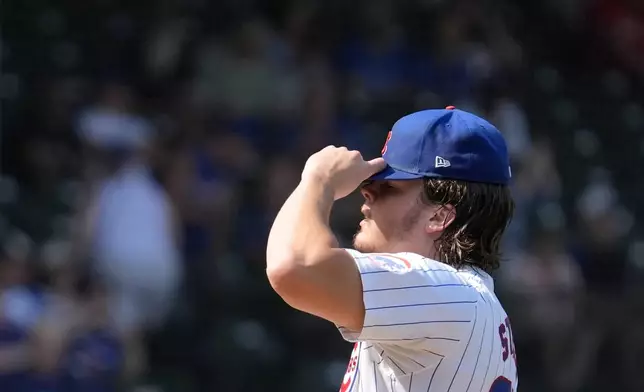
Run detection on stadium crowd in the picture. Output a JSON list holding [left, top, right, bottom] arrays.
[[2, 0, 644, 391]]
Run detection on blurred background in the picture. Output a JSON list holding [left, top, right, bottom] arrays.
[[1, 0, 644, 391]]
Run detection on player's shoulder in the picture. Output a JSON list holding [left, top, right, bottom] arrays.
[[344, 249, 495, 294], [344, 249, 456, 274]]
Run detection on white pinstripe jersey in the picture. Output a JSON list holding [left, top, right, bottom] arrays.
[[337, 250, 518, 392]]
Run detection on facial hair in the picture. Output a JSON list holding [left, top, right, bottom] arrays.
[[352, 200, 424, 253]]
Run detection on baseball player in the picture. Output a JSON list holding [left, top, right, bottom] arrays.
[[266, 106, 518, 391]]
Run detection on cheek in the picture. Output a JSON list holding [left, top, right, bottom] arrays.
[[376, 199, 425, 235], [368, 207, 399, 236]]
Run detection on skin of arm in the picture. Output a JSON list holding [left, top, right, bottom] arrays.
[[266, 146, 385, 331]]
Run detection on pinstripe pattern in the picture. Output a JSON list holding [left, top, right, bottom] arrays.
[[337, 251, 518, 392]]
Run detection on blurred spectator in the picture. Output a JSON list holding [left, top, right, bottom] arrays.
[[2, 129, 75, 246], [235, 155, 302, 262], [337, 2, 411, 100], [592, 0, 644, 76], [76, 82, 153, 177], [501, 229, 584, 392], [32, 268, 123, 392], [568, 174, 633, 391], [486, 93, 532, 161], [0, 239, 39, 392], [165, 126, 250, 261], [72, 83, 182, 383], [191, 17, 292, 118], [503, 138, 562, 254]]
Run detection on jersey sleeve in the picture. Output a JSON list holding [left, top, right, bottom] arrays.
[[338, 249, 477, 344]]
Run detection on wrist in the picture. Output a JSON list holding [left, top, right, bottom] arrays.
[[299, 176, 335, 204]]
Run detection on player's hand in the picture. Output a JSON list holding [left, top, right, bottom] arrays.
[[302, 146, 386, 200]]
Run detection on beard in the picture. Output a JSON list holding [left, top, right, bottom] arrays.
[[352, 201, 423, 253], [352, 228, 381, 253]]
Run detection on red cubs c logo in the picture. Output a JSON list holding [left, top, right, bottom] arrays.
[[381, 131, 393, 155]]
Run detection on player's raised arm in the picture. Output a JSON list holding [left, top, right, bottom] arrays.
[[266, 146, 385, 332]]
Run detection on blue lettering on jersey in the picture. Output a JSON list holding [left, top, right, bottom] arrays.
[[489, 376, 512, 392], [369, 254, 412, 273]]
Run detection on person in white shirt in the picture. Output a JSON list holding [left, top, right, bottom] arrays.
[[266, 106, 518, 391], [74, 102, 182, 381]]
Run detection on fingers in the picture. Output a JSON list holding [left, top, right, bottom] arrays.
[[366, 157, 387, 175], [315, 146, 385, 176]]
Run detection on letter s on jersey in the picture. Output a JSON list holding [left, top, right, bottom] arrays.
[[498, 323, 508, 361], [498, 317, 516, 364]]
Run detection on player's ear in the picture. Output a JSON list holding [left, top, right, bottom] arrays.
[[425, 204, 456, 234]]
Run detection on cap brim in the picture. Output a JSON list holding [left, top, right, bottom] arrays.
[[370, 165, 425, 180]]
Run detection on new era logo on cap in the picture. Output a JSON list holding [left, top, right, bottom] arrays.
[[435, 156, 451, 168], [371, 106, 511, 185]]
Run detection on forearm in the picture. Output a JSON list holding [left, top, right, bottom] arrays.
[[266, 179, 338, 273]]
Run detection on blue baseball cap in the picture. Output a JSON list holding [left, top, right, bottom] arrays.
[[371, 106, 511, 185]]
